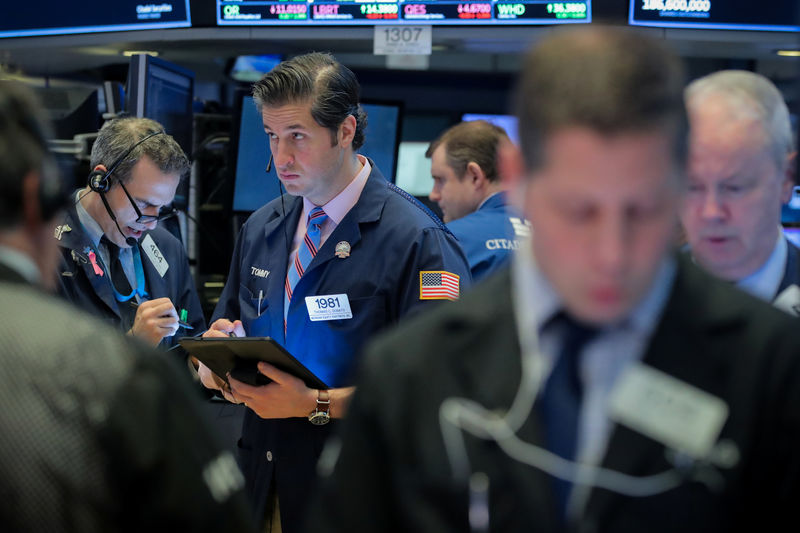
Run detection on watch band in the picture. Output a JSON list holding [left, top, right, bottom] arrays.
[[308, 389, 331, 425]]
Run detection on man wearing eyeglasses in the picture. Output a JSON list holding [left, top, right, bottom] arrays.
[[55, 117, 205, 347]]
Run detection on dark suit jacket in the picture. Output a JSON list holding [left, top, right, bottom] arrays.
[[777, 239, 800, 296], [0, 257, 257, 532], [55, 199, 206, 346], [309, 256, 800, 533]]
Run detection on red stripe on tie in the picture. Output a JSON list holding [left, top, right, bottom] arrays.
[[294, 253, 305, 278], [304, 233, 318, 256], [285, 276, 293, 300]]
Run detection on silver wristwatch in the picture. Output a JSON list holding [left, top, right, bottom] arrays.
[[308, 389, 331, 425]]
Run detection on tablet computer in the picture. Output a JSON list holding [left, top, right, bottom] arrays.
[[179, 336, 328, 389]]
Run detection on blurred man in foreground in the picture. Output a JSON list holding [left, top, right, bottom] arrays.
[[308, 27, 800, 533], [0, 81, 255, 533]]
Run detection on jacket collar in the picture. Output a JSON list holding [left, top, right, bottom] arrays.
[[449, 256, 751, 529], [584, 255, 750, 524], [56, 201, 125, 318]]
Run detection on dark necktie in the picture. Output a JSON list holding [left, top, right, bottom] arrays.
[[101, 236, 136, 329], [539, 312, 599, 521]]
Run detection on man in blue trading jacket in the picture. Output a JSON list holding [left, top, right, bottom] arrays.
[[427, 120, 529, 281], [196, 52, 471, 533], [55, 117, 205, 347], [680, 70, 799, 315]]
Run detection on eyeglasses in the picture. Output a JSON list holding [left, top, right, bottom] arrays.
[[118, 180, 177, 224]]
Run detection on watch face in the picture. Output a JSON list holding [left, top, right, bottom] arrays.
[[308, 411, 331, 426]]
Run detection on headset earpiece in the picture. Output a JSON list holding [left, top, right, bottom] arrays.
[[88, 168, 111, 194], [87, 129, 165, 195]]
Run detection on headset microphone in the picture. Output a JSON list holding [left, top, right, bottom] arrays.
[[98, 191, 137, 247], [266, 154, 273, 173]]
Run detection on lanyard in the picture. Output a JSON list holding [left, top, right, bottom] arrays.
[[84, 241, 149, 303], [111, 244, 149, 302]]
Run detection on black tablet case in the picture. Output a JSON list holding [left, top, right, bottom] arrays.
[[179, 336, 328, 389]]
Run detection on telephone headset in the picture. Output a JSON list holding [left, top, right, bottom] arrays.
[[88, 130, 164, 194], [439, 237, 735, 525], [85, 130, 165, 246]]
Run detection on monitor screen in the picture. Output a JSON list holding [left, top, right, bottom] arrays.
[[360, 100, 403, 182], [231, 95, 403, 213], [395, 141, 433, 197], [229, 54, 283, 82], [461, 113, 520, 146], [127, 54, 195, 209], [628, 0, 800, 32], [0, 1, 191, 38], [217, 0, 591, 25], [127, 54, 194, 156]]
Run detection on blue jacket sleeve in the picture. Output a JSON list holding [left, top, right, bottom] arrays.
[[394, 227, 472, 323]]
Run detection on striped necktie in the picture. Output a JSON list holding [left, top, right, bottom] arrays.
[[284, 206, 328, 322]]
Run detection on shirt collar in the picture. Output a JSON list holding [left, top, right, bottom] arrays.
[[74, 190, 105, 250], [0, 244, 41, 284], [302, 155, 371, 224], [736, 230, 786, 302], [476, 191, 507, 211], [512, 235, 675, 336]]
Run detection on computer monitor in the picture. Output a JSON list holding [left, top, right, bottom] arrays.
[[394, 141, 433, 197], [231, 94, 402, 213], [360, 100, 403, 182], [127, 54, 194, 155], [0, 0, 191, 38], [228, 54, 283, 83], [628, 0, 800, 32], [126, 54, 195, 210], [217, 0, 591, 26], [461, 113, 520, 146], [231, 94, 276, 213]]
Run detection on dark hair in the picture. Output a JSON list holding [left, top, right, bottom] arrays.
[[426, 120, 510, 183], [514, 26, 688, 173], [252, 52, 368, 150], [90, 117, 189, 185], [0, 82, 60, 228]]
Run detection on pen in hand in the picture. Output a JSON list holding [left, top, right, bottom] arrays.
[[129, 300, 194, 330]]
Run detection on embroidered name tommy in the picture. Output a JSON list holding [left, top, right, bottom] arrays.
[[251, 267, 270, 278]]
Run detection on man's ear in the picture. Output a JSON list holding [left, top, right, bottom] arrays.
[[339, 115, 357, 148], [464, 161, 487, 190]]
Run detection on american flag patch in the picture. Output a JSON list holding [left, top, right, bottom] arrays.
[[420, 271, 460, 300]]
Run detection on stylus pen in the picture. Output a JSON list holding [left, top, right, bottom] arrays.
[[129, 300, 194, 329]]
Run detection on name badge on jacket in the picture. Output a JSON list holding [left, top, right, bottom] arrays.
[[773, 284, 800, 316], [305, 294, 353, 321], [608, 362, 729, 459], [142, 234, 169, 277]]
